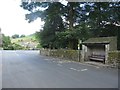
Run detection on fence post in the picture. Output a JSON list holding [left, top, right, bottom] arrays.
[[78, 39, 82, 62]]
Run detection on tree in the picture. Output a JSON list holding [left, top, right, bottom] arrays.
[[87, 2, 120, 49], [84, 3, 119, 35], [21, 2, 65, 49], [2, 34, 14, 50], [12, 43, 24, 50], [21, 1, 120, 50], [12, 34, 19, 39], [20, 34, 26, 38]]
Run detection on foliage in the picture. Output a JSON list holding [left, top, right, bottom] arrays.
[[2, 34, 13, 50], [12, 34, 19, 39], [11, 34, 38, 50], [12, 43, 24, 50], [21, 2, 120, 50], [36, 43, 42, 49], [2, 34, 25, 50], [87, 3, 119, 37], [11, 34, 36, 43], [20, 34, 26, 38]]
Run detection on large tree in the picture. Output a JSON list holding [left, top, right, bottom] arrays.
[[87, 2, 120, 49], [88, 2, 120, 37], [21, 2, 66, 49], [21, 1, 120, 50]]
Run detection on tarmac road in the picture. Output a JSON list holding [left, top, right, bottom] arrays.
[[2, 50, 118, 88]]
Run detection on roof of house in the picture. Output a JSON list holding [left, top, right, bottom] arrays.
[[82, 37, 117, 44]]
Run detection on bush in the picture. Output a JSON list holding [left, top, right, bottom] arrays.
[[12, 43, 24, 50]]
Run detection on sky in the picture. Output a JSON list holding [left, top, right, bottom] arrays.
[[0, 0, 44, 36]]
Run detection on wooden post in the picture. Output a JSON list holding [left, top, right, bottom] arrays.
[[105, 44, 109, 64], [78, 39, 81, 62]]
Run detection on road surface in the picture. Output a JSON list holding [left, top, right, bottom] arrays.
[[2, 50, 118, 88]]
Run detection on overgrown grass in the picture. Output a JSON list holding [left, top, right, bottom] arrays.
[[11, 34, 42, 49], [11, 34, 37, 43]]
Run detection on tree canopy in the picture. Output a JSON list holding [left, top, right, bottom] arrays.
[[20, 1, 120, 50], [12, 34, 20, 39]]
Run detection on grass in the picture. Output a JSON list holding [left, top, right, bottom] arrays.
[[11, 34, 42, 49], [11, 34, 37, 44]]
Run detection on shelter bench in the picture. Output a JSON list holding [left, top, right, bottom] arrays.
[[89, 54, 105, 63]]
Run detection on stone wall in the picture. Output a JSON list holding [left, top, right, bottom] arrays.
[[40, 49, 120, 68], [40, 49, 80, 61], [107, 51, 120, 68]]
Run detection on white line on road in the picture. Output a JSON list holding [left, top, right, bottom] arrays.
[[57, 64, 62, 66], [70, 68, 77, 71], [44, 59, 50, 61], [70, 68, 88, 72], [58, 61, 63, 64], [81, 69, 88, 71], [78, 62, 101, 69], [96, 67, 100, 69]]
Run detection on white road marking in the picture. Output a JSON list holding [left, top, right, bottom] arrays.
[[70, 68, 77, 71], [58, 61, 63, 64], [57, 64, 62, 66], [78, 62, 101, 68], [70, 68, 88, 72], [81, 69, 88, 71], [44, 59, 50, 61], [96, 67, 100, 69]]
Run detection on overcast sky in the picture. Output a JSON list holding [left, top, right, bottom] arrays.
[[0, 0, 44, 36]]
